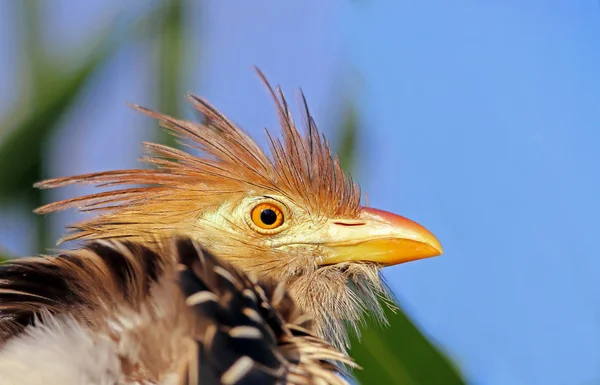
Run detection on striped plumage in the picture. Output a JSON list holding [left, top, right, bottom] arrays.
[[0, 237, 353, 385]]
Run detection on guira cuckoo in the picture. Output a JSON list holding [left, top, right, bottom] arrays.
[[28, 70, 443, 349]]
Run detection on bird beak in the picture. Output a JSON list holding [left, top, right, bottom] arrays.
[[320, 207, 443, 266]]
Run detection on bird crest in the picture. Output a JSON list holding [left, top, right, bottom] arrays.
[[34, 69, 361, 245]]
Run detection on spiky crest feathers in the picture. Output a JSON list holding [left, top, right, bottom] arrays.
[[34, 69, 361, 244]]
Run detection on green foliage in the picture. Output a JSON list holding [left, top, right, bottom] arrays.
[[0, 1, 185, 252], [156, 0, 187, 148], [349, 299, 465, 384], [0, 243, 10, 262], [336, 103, 359, 172], [0, 56, 107, 199]]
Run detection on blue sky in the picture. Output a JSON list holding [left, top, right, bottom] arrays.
[[346, 2, 600, 384], [1, 1, 599, 384]]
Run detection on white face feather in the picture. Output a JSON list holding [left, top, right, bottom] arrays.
[[194, 194, 391, 349]]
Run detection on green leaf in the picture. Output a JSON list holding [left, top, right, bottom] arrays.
[[0, 245, 11, 262], [155, 0, 187, 148], [335, 101, 465, 384], [337, 103, 359, 172], [350, 300, 465, 384], [0, 43, 116, 200]]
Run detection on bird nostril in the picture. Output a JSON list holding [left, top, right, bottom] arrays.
[[332, 221, 366, 227]]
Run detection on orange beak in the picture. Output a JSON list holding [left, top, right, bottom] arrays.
[[320, 207, 443, 266]]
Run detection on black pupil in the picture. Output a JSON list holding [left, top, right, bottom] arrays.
[[260, 209, 278, 225]]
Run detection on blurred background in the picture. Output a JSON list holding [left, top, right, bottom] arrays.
[[1, 1, 599, 384]]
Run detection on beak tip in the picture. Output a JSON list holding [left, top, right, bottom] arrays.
[[419, 231, 443, 260], [432, 239, 444, 256]]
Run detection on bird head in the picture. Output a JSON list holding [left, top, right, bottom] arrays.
[[35, 70, 442, 349]]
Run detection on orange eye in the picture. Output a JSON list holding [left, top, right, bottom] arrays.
[[251, 202, 284, 230]]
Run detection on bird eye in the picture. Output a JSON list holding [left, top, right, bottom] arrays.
[[250, 202, 284, 231]]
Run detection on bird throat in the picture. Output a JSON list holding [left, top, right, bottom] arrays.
[[286, 263, 392, 350]]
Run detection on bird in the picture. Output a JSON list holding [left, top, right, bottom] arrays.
[[0, 236, 355, 385], [32, 69, 443, 349]]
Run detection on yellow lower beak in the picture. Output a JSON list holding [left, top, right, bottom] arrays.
[[321, 207, 443, 266]]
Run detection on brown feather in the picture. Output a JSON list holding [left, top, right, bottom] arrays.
[[0, 237, 354, 384], [177, 237, 355, 384], [0, 239, 166, 342]]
